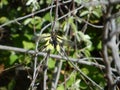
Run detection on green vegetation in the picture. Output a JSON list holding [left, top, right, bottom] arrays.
[[0, 0, 120, 90]]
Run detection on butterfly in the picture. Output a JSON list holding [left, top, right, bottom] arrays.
[[38, 31, 74, 52]]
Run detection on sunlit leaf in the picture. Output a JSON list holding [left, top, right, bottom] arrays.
[[68, 17, 77, 32], [71, 22, 77, 32], [0, 0, 8, 8], [26, 0, 39, 11], [46, 0, 52, 4], [0, 17, 8, 23], [9, 53, 18, 65], [62, 21, 68, 32], [81, 68, 89, 75], [70, 79, 81, 90], [116, 4, 120, 9], [76, 31, 92, 49], [26, 0, 33, 5], [68, 17, 74, 24], [24, 18, 32, 25], [24, 34, 33, 40], [48, 58, 55, 69], [44, 13, 52, 21], [80, 11, 89, 17], [97, 41, 102, 49], [92, 11, 100, 18], [22, 41, 34, 49], [76, 33, 81, 42], [66, 72, 76, 88], [57, 85, 64, 90]]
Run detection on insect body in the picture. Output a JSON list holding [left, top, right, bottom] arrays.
[[40, 31, 74, 51], [49, 31, 58, 49], [39, 31, 64, 51]]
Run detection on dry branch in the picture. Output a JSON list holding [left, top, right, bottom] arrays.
[[0, 45, 116, 72]]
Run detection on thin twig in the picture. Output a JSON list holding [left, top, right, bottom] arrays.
[[0, 45, 117, 72], [39, 5, 84, 35], [32, 10, 38, 90], [0, 0, 120, 28], [109, 11, 120, 19], [60, 46, 103, 90], [50, 0, 54, 29], [43, 50, 50, 90], [51, 60, 63, 90], [0, 0, 72, 28], [28, 51, 50, 90], [60, 70, 76, 85], [102, 4, 114, 90], [75, 16, 103, 29], [51, 0, 59, 32], [50, 1, 63, 90]]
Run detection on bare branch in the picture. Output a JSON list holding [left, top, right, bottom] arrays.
[[1, 0, 120, 28], [110, 11, 120, 19], [43, 50, 50, 90], [51, 1, 63, 89], [39, 5, 84, 35], [82, 0, 120, 7], [60, 45, 103, 90], [102, 2, 120, 89], [108, 19, 120, 75], [51, 60, 63, 90], [0, 45, 117, 72], [0, 0, 72, 28]]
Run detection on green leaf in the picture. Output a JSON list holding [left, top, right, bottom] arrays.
[[76, 31, 84, 42], [76, 31, 92, 49], [0, 17, 8, 23], [44, 13, 52, 21], [46, 0, 52, 4], [9, 53, 18, 65], [97, 41, 102, 49], [70, 79, 81, 90], [66, 72, 76, 88], [82, 49, 91, 57], [76, 33, 81, 42], [0, 0, 8, 8], [62, 21, 68, 32], [48, 58, 55, 69], [80, 82, 88, 89], [75, 17, 82, 24], [31, 16, 42, 24], [92, 11, 100, 18], [81, 68, 89, 75], [116, 4, 120, 9], [71, 22, 77, 32], [24, 34, 33, 40], [80, 11, 89, 17], [22, 41, 34, 49], [57, 85, 64, 90], [8, 79, 15, 90], [68, 17, 74, 24], [26, 0, 40, 11], [0, 87, 7, 90], [26, 0, 33, 5], [24, 18, 32, 25], [68, 17, 77, 32]]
